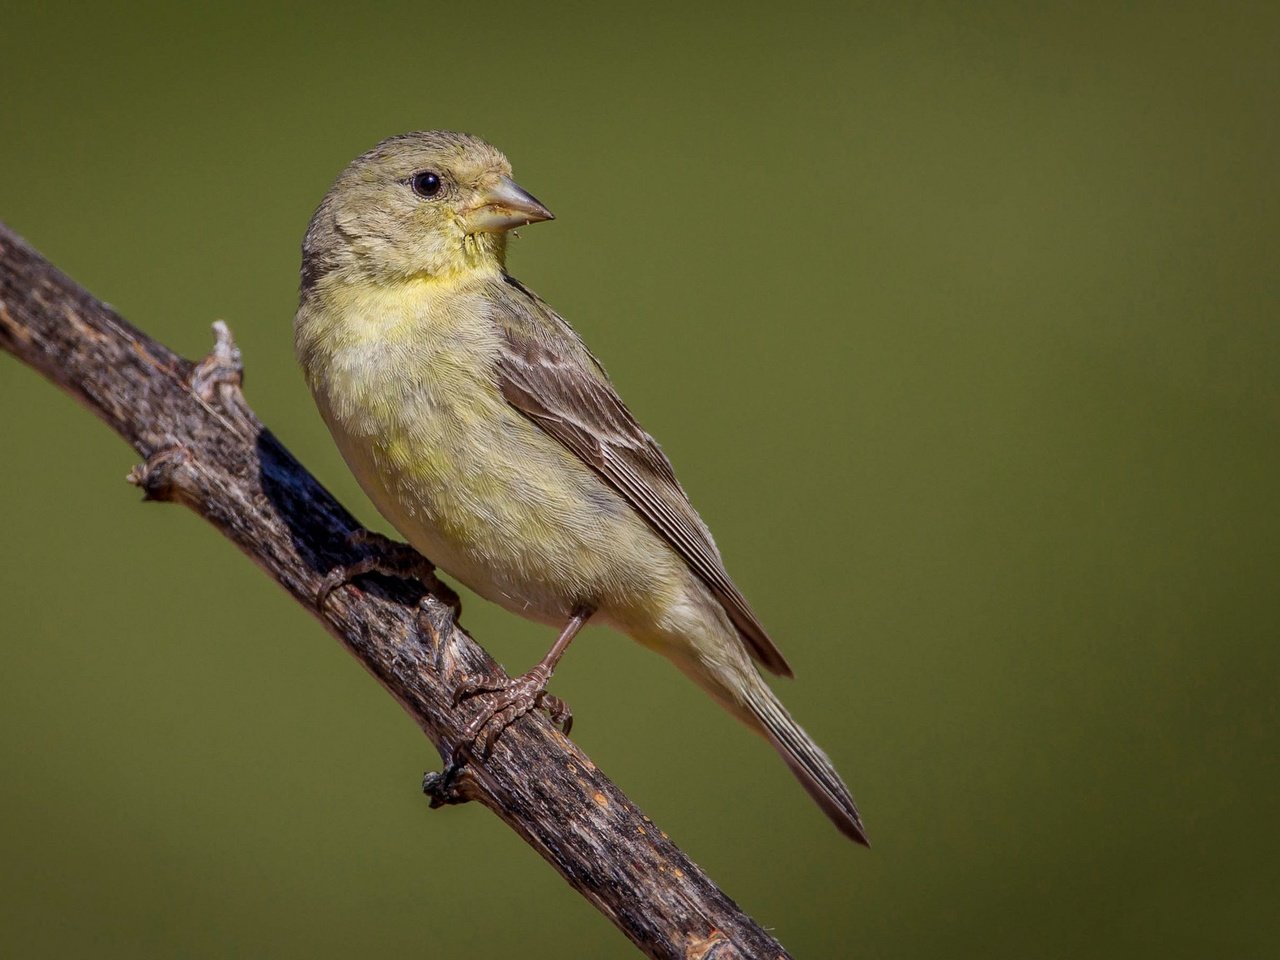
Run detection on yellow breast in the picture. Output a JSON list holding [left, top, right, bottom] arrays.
[[294, 274, 678, 623]]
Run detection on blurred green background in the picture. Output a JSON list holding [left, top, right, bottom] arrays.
[[2, 1, 1277, 956]]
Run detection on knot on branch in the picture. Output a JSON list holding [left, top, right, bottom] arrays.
[[423, 764, 482, 807], [191, 320, 255, 433], [127, 445, 197, 504]]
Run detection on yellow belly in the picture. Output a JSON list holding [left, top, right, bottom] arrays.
[[296, 278, 688, 628]]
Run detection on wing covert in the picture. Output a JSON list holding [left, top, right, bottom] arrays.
[[494, 277, 793, 677]]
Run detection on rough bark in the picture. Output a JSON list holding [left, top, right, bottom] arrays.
[[0, 223, 790, 960]]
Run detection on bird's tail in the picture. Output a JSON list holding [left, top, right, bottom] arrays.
[[672, 646, 869, 845]]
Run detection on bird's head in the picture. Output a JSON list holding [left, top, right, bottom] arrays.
[[300, 130, 553, 290]]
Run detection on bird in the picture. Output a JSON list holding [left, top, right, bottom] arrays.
[[294, 130, 867, 844]]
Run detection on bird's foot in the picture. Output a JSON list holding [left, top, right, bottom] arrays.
[[316, 530, 461, 613], [452, 667, 573, 757]]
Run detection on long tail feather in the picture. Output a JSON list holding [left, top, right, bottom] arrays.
[[743, 678, 869, 845], [671, 641, 870, 845]]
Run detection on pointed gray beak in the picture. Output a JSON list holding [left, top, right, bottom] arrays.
[[465, 176, 555, 233]]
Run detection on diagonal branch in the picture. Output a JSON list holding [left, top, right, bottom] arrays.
[[0, 222, 790, 960]]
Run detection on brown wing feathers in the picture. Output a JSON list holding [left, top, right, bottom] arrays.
[[495, 277, 793, 677]]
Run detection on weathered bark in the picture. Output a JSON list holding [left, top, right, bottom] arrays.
[[0, 223, 789, 960]]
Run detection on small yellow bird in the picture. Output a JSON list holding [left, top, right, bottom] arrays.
[[295, 131, 867, 844]]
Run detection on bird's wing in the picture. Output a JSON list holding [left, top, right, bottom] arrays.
[[494, 276, 793, 677]]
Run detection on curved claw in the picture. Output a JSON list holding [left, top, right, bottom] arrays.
[[316, 565, 356, 608], [316, 571, 343, 609], [543, 694, 573, 736]]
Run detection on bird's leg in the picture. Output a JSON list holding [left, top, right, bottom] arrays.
[[454, 607, 593, 755], [316, 529, 461, 613]]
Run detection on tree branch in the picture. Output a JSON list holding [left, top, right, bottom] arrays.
[[0, 223, 790, 960]]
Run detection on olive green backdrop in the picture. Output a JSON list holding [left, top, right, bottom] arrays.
[[2, 2, 1276, 957]]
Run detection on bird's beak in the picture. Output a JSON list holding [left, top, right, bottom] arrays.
[[465, 176, 555, 233]]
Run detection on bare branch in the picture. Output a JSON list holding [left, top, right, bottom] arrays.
[[0, 223, 791, 960]]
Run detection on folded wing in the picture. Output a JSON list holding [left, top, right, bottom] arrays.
[[494, 276, 793, 677]]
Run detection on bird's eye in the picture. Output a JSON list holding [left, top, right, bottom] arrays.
[[411, 171, 443, 198]]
